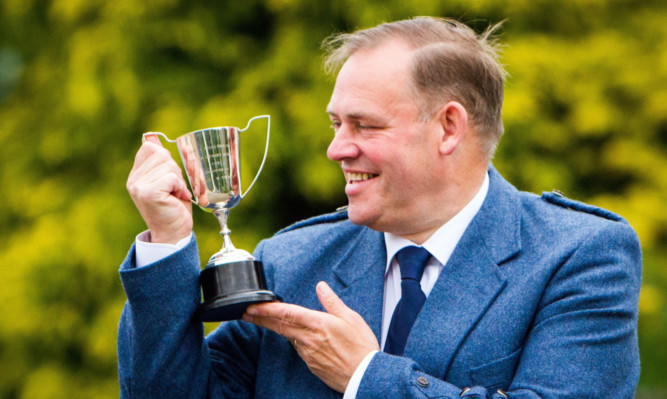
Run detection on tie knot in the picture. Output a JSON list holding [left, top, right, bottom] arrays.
[[395, 246, 431, 281]]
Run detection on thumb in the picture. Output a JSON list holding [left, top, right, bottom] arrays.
[[316, 281, 350, 318]]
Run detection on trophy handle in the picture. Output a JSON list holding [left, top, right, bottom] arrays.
[[142, 131, 176, 144], [238, 115, 270, 199]]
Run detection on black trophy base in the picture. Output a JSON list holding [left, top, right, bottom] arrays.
[[198, 259, 278, 322]]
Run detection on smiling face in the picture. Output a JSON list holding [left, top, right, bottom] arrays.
[[326, 40, 448, 240]]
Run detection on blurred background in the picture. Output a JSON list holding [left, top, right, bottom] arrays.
[[0, 0, 665, 397]]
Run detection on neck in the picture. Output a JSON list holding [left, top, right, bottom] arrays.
[[397, 163, 488, 245]]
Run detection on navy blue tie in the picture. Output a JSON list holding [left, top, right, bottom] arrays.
[[384, 246, 432, 356]]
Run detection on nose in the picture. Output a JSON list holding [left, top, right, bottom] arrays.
[[327, 125, 359, 162]]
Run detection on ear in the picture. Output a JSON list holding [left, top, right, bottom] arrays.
[[436, 101, 468, 156]]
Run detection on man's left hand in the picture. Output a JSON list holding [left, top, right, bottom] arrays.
[[243, 281, 380, 393]]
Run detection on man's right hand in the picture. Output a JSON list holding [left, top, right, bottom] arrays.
[[126, 134, 193, 244]]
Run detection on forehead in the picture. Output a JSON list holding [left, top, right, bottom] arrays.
[[327, 40, 417, 117]]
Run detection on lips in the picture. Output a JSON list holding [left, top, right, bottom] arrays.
[[346, 172, 378, 184]]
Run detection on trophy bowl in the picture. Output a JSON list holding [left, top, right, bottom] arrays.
[[146, 115, 278, 322]]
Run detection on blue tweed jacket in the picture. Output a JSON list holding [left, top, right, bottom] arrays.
[[117, 167, 642, 398]]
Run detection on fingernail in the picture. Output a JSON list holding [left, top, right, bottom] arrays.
[[316, 281, 331, 296], [246, 306, 258, 315]]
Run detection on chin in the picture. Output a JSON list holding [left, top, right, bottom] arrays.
[[345, 204, 380, 229], [346, 210, 364, 226], [345, 204, 366, 225]]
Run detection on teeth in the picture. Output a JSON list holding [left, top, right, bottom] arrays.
[[346, 172, 376, 183]]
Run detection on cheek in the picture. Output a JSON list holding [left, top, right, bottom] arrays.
[[383, 163, 422, 203], [395, 150, 437, 190]]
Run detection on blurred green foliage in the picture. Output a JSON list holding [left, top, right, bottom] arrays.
[[1, 0, 665, 397]]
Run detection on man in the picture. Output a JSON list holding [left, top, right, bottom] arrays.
[[120, 17, 642, 398]]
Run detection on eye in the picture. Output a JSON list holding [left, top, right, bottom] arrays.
[[357, 123, 380, 130]]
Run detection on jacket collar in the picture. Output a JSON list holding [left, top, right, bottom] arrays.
[[331, 226, 387, 341]]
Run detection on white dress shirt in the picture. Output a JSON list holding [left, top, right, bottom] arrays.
[[135, 173, 489, 398], [135, 230, 192, 267]]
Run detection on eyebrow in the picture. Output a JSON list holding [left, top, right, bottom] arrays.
[[326, 104, 368, 119], [326, 110, 384, 124]]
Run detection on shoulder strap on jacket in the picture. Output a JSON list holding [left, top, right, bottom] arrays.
[[541, 190, 624, 222], [276, 208, 350, 235]]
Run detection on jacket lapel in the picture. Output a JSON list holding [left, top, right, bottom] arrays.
[[330, 226, 387, 342], [403, 167, 521, 378]]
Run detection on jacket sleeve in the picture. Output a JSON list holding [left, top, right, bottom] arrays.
[[117, 235, 262, 399], [357, 221, 642, 399]]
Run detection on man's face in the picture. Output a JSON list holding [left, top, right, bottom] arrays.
[[326, 40, 444, 237]]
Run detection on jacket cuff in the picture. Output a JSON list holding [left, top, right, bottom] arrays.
[[119, 233, 201, 313], [359, 351, 462, 398]]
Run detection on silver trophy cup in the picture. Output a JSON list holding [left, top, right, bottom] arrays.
[[144, 115, 278, 321]]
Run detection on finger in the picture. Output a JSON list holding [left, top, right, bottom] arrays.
[[131, 141, 172, 174], [129, 163, 191, 206], [142, 132, 164, 146], [316, 281, 350, 318], [245, 302, 305, 325], [130, 143, 183, 183], [138, 144, 192, 202], [129, 156, 184, 195], [244, 303, 323, 337], [247, 314, 305, 341], [132, 151, 181, 180], [133, 134, 166, 170], [172, 180, 193, 201], [144, 163, 191, 201], [153, 171, 192, 202]]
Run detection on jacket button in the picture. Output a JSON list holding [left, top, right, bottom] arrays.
[[416, 376, 429, 387]]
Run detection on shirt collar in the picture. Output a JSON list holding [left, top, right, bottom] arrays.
[[383, 172, 490, 274]]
